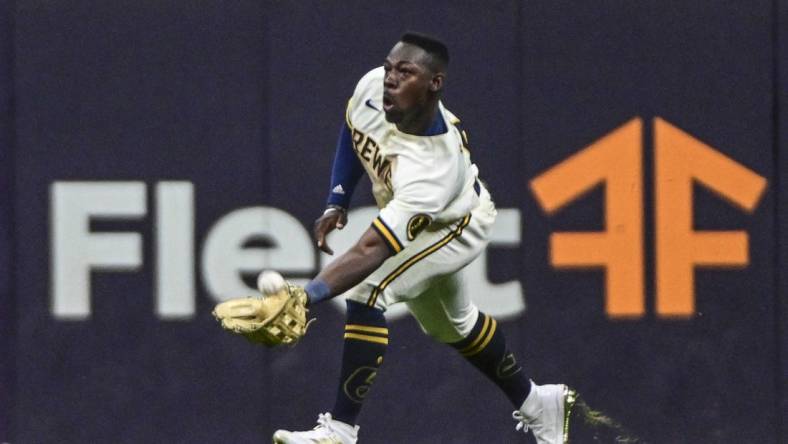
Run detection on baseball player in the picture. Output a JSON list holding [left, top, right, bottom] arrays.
[[270, 32, 575, 443]]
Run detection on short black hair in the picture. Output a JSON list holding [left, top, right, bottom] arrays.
[[400, 31, 449, 71]]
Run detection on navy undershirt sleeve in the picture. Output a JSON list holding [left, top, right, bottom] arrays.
[[326, 122, 365, 209]]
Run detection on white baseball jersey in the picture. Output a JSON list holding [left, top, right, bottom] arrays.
[[342, 67, 497, 341], [345, 66, 481, 254]]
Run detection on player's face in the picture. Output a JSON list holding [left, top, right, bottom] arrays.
[[382, 43, 436, 123]]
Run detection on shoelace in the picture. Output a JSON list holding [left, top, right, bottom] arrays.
[[511, 411, 529, 433], [314, 413, 336, 432]]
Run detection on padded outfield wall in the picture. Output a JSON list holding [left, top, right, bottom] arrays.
[[1, 1, 786, 442]]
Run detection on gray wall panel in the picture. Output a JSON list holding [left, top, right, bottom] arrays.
[[0, 0, 14, 440], [13, 1, 269, 442], [777, 0, 788, 440]]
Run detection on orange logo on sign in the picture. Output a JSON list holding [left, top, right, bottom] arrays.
[[530, 117, 767, 319]]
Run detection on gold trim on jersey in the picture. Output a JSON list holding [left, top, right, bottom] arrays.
[[372, 217, 404, 254], [449, 117, 471, 152], [366, 214, 472, 308]]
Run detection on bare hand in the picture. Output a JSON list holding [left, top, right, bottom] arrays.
[[313, 208, 348, 255]]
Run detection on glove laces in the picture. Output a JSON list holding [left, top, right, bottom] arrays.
[[512, 410, 530, 433]]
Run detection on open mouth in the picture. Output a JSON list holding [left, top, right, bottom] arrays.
[[382, 94, 395, 112]]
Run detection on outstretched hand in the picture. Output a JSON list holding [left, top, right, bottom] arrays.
[[313, 207, 348, 255]]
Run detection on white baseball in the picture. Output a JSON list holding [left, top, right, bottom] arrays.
[[257, 270, 285, 295]]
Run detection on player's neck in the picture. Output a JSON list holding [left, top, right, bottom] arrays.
[[396, 102, 439, 136]]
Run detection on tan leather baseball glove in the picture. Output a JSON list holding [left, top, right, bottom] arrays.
[[212, 283, 312, 346]]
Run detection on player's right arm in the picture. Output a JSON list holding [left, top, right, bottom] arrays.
[[309, 224, 392, 303], [313, 121, 365, 255], [306, 149, 460, 305]]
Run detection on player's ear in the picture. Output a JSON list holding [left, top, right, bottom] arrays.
[[429, 73, 445, 93]]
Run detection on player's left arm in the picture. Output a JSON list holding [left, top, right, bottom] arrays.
[[314, 121, 365, 255]]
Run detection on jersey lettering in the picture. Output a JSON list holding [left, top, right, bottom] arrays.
[[351, 127, 391, 182]]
